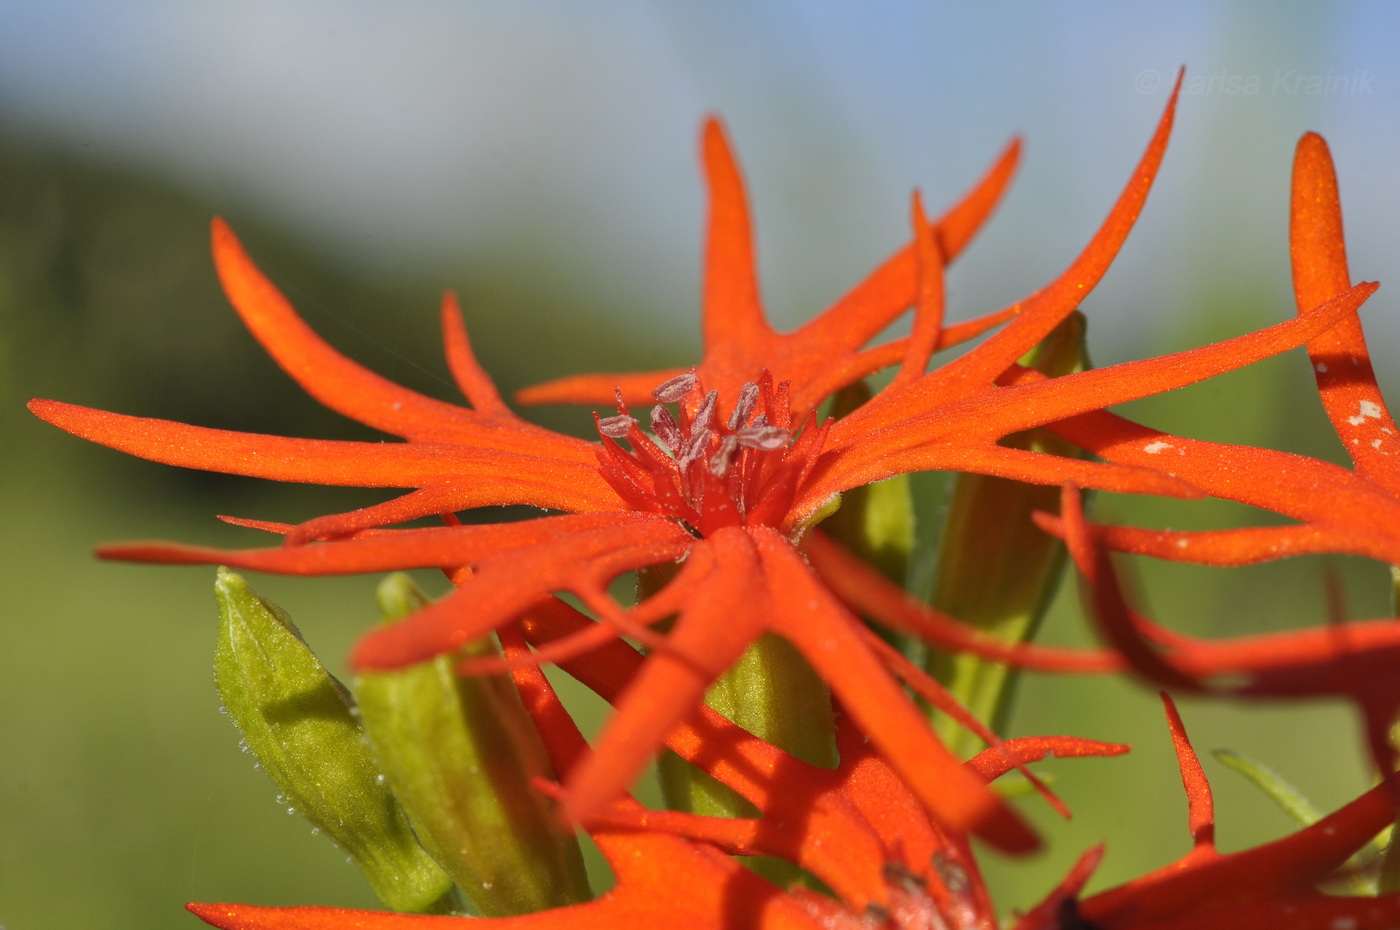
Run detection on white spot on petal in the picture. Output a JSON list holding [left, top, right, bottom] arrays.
[[1315, 362, 1329, 373], [1144, 441, 1173, 454], [1350, 400, 1385, 425]]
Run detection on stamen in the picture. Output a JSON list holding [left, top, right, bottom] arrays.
[[727, 381, 760, 430], [598, 413, 637, 439], [679, 427, 712, 471], [736, 425, 791, 451], [593, 373, 810, 537], [863, 902, 892, 924], [650, 405, 682, 452], [709, 434, 740, 477], [651, 372, 698, 404], [931, 851, 971, 899], [882, 861, 927, 892], [693, 390, 719, 433]]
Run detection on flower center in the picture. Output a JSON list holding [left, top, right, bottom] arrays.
[[593, 370, 821, 536]]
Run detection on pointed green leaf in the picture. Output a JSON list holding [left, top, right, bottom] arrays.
[[1215, 748, 1377, 894]]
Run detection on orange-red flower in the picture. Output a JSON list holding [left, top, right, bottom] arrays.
[[28, 76, 1362, 846]]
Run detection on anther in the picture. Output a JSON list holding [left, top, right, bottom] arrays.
[[652, 372, 698, 404], [736, 425, 791, 451], [650, 405, 682, 452], [693, 390, 719, 433], [679, 427, 712, 471], [708, 434, 740, 477], [882, 862, 926, 893], [727, 381, 760, 430], [863, 902, 892, 925], [931, 851, 970, 898], [597, 414, 637, 439]]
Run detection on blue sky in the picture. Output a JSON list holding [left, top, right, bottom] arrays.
[[1, 1, 1397, 355]]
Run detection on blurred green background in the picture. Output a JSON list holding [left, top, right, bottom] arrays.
[[3, 2, 1400, 926]]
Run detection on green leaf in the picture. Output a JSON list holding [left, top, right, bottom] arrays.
[[1215, 748, 1377, 895], [1212, 748, 1322, 827]]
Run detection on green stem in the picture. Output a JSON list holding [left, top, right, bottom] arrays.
[[924, 313, 1088, 757]]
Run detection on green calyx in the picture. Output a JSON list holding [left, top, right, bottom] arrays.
[[355, 574, 591, 916], [213, 568, 456, 914]]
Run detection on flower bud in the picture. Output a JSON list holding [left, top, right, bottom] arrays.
[[354, 574, 591, 916], [212, 568, 455, 914]]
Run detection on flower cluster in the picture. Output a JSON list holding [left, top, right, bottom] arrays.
[[31, 70, 1400, 928]]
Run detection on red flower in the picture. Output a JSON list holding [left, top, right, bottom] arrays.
[[28, 75, 1357, 843]]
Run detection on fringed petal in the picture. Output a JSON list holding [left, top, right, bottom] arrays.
[[439, 291, 513, 417], [841, 71, 1183, 435], [1036, 516, 1400, 569], [753, 525, 1038, 854], [1160, 692, 1215, 853], [517, 132, 1024, 423], [29, 400, 612, 513], [1083, 739, 1400, 928], [353, 519, 691, 670], [891, 190, 946, 387], [795, 440, 1197, 529], [515, 368, 688, 408], [804, 530, 1121, 672], [1290, 132, 1400, 488], [791, 136, 1021, 362], [964, 736, 1131, 784], [558, 528, 771, 823], [700, 118, 771, 351]]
